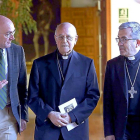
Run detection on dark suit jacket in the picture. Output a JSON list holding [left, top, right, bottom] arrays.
[[28, 50, 100, 140], [6, 43, 28, 132], [103, 55, 128, 139]]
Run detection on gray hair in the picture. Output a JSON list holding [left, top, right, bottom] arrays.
[[119, 22, 140, 39]]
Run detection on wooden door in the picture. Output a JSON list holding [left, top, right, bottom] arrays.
[[61, 6, 101, 113]]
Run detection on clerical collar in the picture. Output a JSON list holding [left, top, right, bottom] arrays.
[[126, 50, 140, 64], [62, 55, 68, 59], [57, 50, 72, 60], [128, 56, 135, 60]]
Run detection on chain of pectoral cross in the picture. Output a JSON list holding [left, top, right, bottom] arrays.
[[125, 59, 140, 98], [57, 53, 65, 82]]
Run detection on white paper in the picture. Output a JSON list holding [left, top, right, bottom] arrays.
[[58, 98, 78, 131]]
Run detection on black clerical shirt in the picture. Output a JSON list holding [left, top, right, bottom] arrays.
[[125, 50, 140, 116], [57, 50, 72, 86], [57, 51, 72, 140]]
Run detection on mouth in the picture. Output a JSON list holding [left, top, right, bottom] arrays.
[[119, 46, 124, 51], [61, 44, 69, 47], [7, 42, 11, 44], [119, 48, 124, 51]]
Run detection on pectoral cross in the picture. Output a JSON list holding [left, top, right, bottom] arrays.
[[128, 86, 137, 98]]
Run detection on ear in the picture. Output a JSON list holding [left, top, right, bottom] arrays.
[[54, 35, 57, 43], [74, 35, 78, 45], [136, 39, 140, 47]]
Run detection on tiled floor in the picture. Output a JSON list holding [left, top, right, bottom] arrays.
[[17, 114, 104, 140]]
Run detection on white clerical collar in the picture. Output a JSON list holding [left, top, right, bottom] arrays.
[[127, 56, 135, 60], [58, 50, 73, 60], [62, 55, 68, 59]]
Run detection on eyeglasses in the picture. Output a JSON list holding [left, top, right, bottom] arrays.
[[115, 37, 137, 44], [55, 35, 75, 41], [0, 30, 15, 38]]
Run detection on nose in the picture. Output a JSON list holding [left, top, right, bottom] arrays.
[[62, 36, 67, 42], [118, 40, 123, 46], [9, 34, 15, 40]]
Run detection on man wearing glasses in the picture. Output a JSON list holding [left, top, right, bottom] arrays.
[[0, 15, 28, 139], [103, 22, 140, 140], [28, 22, 100, 140]]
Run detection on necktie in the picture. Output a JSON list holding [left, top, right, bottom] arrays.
[[0, 49, 7, 109]]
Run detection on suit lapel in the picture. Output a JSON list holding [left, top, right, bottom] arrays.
[[63, 50, 78, 85], [6, 46, 13, 86], [117, 56, 128, 101], [48, 52, 61, 87]]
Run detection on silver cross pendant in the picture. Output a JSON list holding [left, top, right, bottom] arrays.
[[128, 86, 137, 98]]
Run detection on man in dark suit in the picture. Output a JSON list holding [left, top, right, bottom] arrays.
[[28, 22, 100, 140], [103, 22, 140, 140], [0, 15, 28, 139]]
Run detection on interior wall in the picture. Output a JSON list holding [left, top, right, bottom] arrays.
[[61, 0, 98, 7], [71, 0, 97, 7], [111, 0, 140, 58]]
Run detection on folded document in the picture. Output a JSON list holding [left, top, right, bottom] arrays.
[[58, 98, 78, 131]]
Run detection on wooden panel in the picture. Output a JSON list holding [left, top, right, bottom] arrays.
[[72, 10, 85, 19], [76, 38, 84, 46], [83, 38, 95, 45], [100, 0, 111, 114], [61, 7, 101, 114], [74, 19, 84, 28], [76, 28, 86, 36]]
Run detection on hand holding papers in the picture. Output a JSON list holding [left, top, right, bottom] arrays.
[[58, 98, 78, 131]]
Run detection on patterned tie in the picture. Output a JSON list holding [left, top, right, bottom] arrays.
[[0, 49, 7, 109]]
